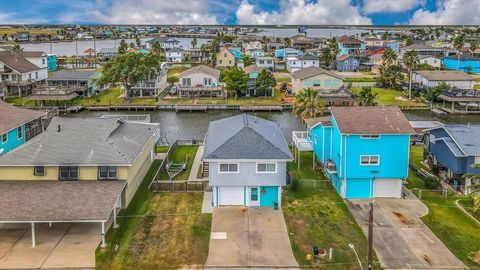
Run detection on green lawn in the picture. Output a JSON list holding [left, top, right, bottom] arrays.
[[406, 146, 480, 267], [159, 145, 199, 180], [5, 97, 36, 106], [276, 77, 292, 83], [284, 151, 378, 269], [352, 87, 427, 107], [72, 87, 123, 106], [155, 145, 170, 153], [96, 160, 211, 269], [344, 77, 378, 83]]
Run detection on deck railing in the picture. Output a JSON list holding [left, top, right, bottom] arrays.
[[292, 131, 313, 151]]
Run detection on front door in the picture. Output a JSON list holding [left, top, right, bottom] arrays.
[[249, 187, 260, 206]]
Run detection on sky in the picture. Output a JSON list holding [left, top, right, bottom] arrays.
[[0, 0, 479, 25]]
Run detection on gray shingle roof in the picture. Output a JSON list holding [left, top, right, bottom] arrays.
[[0, 51, 43, 73], [443, 125, 480, 156], [48, 70, 99, 81], [179, 65, 220, 78], [0, 180, 126, 222], [0, 117, 159, 166], [146, 37, 179, 44], [415, 70, 474, 81], [292, 66, 343, 80], [203, 114, 293, 160]]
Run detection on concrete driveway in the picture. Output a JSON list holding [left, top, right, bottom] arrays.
[[205, 207, 298, 268], [347, 191, 466, 269], [0, 223, 101, 269]]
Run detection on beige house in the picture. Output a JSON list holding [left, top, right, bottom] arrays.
[[291, 66, 344, 94], [216, 47, 235, 68], [177, 65, 224, 98]]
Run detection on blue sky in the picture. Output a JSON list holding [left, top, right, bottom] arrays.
[[0, 0, 477, 25]]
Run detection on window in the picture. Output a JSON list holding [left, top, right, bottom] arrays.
[[251, 187, 258, 201], [98, 166, 117, 180], [203, 77, 212, 86], [219, 60, 223, 64], [17, 127, 22, 139], [218, 163, 239, 173], [361, 134, 381, 139], [29, 73, 32, 80], [35, 72, 38, 79], [34, 166, 45, 176], [42, 58, 45, 65], [360, 155, 380, 166], [257, 163, 277, 173], [1, 133, 7, 143], [224, 53, 227, 57], [59, 166, 79, 180], [181, 78, 191, 86], [314, 135, 318, 144], [259, 60, 264, 64]]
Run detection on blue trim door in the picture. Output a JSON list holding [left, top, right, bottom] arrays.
[[260, 186, 278, 207]]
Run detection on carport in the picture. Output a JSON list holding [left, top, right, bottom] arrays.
[[0, 180, 126, 247]]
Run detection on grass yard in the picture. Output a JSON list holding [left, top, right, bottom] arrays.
[[0, 28, 60, 36], [283, 151, 376, 269], [352, 87, 427, 107], [344, 77, 378, 83], [159, 145, 199, 180], [406, 146, 480, 268], [155, 145, 170, 153], [276, 77, 292, 83], [96, 160, 212, 269], [5, 97, 36, 106]]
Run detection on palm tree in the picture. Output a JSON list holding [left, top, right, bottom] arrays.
[[453, 34, 465, 70], [151, 41, 161, 54], [356, 87, 378, 106], [470, 40, 478, 56], [191, 37, 197, 49], [293, 88, 325, 119], [403, 51, 419, 99], [381, 47, 397, 67], [12, 43, 23, 52], [320, 47, 332, 69], [284, 37, 291, 47]]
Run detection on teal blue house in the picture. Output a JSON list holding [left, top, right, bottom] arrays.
[[442, 56, 480, 73], [298, 107, 413, 199], [47, 54, 57, 71], [0, 101, 45, 156], [229, 47, 242, 60]]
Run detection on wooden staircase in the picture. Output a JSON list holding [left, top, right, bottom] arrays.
[[202, 161, 209, 178]]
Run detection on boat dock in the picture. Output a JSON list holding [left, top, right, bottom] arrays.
[[175, 105, 208, 112], [240, 105, 284, 111]]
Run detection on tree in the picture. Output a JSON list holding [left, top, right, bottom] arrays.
[[284, 37, 291, 47], [403, 50, 419, 99], [12, 43, 23, 52], [356, 87, 378, 106], [96, 52, 162, 97], [381, 47, 397, 67], [117, 40, 128, 54], [242, 54, 253, 66], [191, 37, 198, 49], [293, 88, 325, 119], [320, 47, 333, 69], [379, 64, 403, 89], [255, 69, 276, 97], [470, 40, 478, 55], [453, 33, 465, 69], [151, 41, 161, 54], [327, 37, 339, 68], [425, 83, 448, 103], [129, 42, 135, 49], [135, 36, 141, 48], [405, 36, 414, 46], [221, 67, 248, 97]]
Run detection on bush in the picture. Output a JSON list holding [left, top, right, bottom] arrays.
[[431, 164, 440, 175], [289, 178, 299, 191], [424, 176, 440, 189]]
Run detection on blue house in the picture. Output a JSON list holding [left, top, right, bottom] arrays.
[[275, 48, 302, 59], [294, 107, 413, 199], [0, 100, 45, 156], [47, 54, 57, 71], [228, 47, 242, 60], [336, 54, 359, 72], [337, 35, 366, 56], [428, 125, 480, 194], [442, 56, 480, 73]]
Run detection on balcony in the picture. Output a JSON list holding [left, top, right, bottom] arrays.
[[292, 131, 313, 151], [324, 160, 337, 174]]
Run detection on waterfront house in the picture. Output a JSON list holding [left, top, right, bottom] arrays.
[[243, 41, 263, 53], [243, 65, 274, 97], [412, 70, 474, 89], [286, 53, 320, 73], [337, 35, 366, 56], [291, 66, 344, 94], [203, 114, 293, 207], [177, 65, 224, 98], [419, 55, 441, 69], [0, 51, 48, 97], [255, 56, 275, 70], [46, 69, 102, 96], [166, 47, 184, 62], [0, 100, 45, 156], [400, 44, 452, 58], [336, 54, 360, 72], [130, 62, 168, 97], [290, 34, 315, 51], [248, 49, 265, 59], [428, 125, 480, 194], [14, 32, 30, 42], [47, 54, 57, 71], [364, 37, 384, 47], [294, 106, 413, 198], [267, 42, 286, 52], [97, 48, 117, 61], [442, 56, 480, 73], [185, 48, 206, 62], [229, 47, 242, 60], [275, 48, 302, 60], [216, 47, 235, 68], [145, 37, 180, 50]]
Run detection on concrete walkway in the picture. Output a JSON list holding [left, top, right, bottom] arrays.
[[189, 145, 204, 181], [202, 192, 213, 213]]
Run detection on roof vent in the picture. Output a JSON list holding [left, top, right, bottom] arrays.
[[57, 124, 61, 132]]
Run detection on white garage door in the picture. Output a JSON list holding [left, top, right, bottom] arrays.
[[218, 187, 244, 206], [374, 179, 402, 198]]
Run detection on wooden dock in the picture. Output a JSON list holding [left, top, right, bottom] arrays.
[[85, 105, 157, 111], [175, 105, 208, 112], [240, 105, 283, 112]]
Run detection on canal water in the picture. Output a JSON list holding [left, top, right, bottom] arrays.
[[69, 110, 480, 145]]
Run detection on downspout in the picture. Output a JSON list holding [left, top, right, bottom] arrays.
[[343, 135, 348, 198], [322, 127, 325, 162]]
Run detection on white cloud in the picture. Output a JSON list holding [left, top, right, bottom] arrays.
[[363, 0, 424, 14], [0, 12, 47, 24], [409, 0, 480, 25], [236, 0, 372, 25], [59, 0, 218, 24]]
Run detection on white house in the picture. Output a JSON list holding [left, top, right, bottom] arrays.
[[177, 65, 224, 98], [286, 53, 320, 73], [145, 37, 180, 50], [243, 41, 263, 53], [255, 56, 275, 70], [166, 47, 184, 62], [203, 114, 293, 207], [131, 62, 168, 97], [413, 70, 474, 89], [419, 55, 441, 69]]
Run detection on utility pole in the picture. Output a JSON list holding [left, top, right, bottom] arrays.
[[367, 202, 374, 270]]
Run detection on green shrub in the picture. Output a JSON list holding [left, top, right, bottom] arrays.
[[431, 164, 440, 175], [424, 176, 440, 189], [289, 178, 299, 191]]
